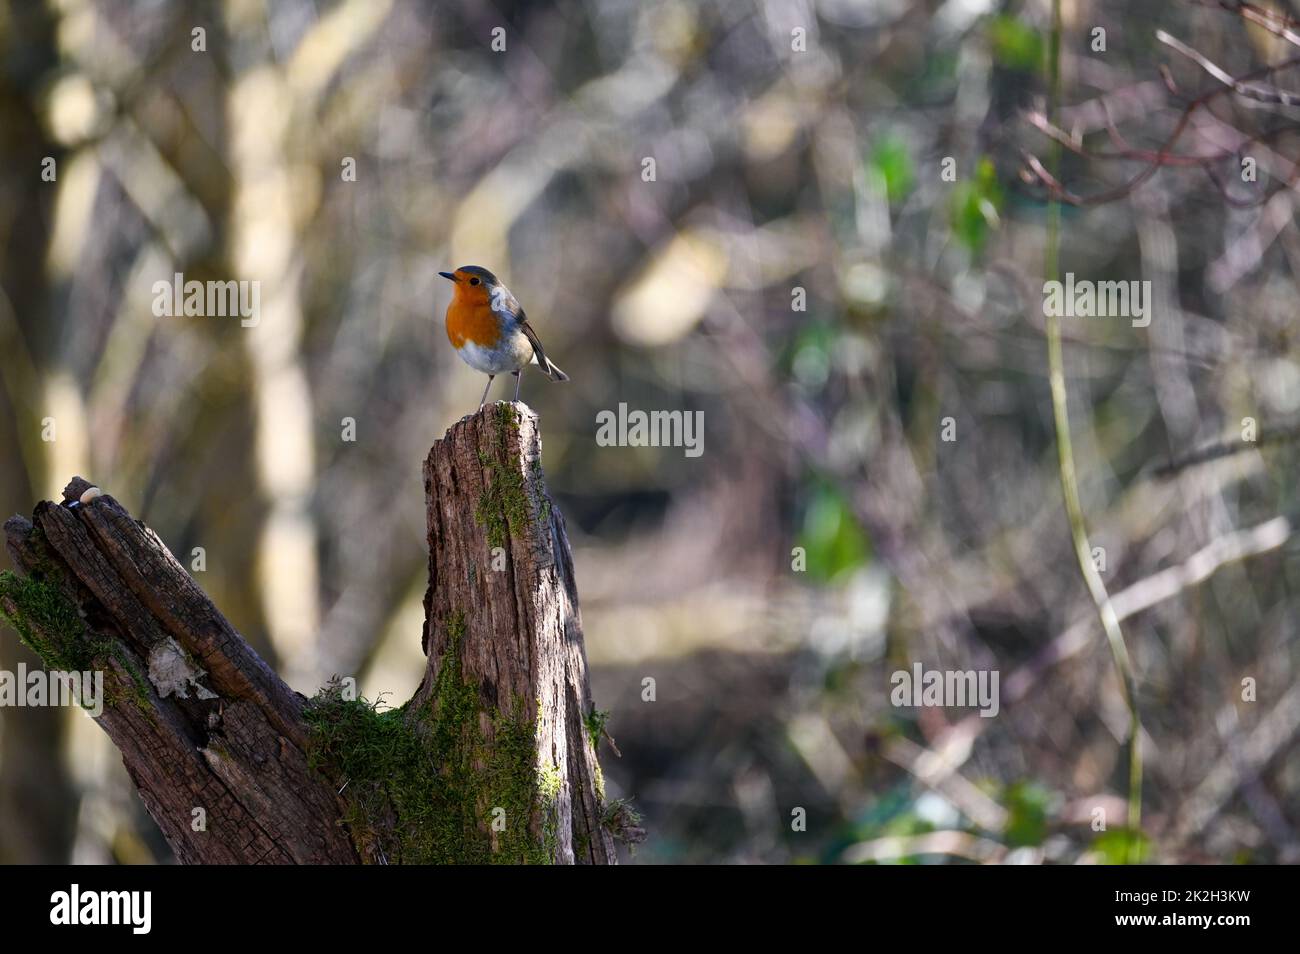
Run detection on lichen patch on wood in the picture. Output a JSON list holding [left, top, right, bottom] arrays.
[[146, 637, 218, 700]]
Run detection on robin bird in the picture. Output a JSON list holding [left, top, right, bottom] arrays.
[[439, 265, 569, 410]]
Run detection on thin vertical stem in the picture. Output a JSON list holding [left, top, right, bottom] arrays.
[[1043, 0, 1143, 862]]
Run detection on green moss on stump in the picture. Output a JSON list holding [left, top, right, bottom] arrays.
[[305, 611, 560, 864], [0, 570, 99, 671], [0, 570, 151, 713], [584, 707, 610, 751], [474, 404, 538, 550]]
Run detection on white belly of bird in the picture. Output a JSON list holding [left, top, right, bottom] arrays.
[[456, 336, 536, 375]]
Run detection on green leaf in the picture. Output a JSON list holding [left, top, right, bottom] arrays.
[[1091, 828, 1151, 864], [950, 156, 1004, 250], [1002, 781, 1054, 847], [868, 135, 915, 204], [989, 15, 1044, 71], [797, 481, 871, 582]]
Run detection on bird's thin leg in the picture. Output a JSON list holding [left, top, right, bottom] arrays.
[[478, 375, 495, 409], [512, 370, 521, 402]]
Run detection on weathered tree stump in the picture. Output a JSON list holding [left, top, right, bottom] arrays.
[[0, 402, 627, 863], [414, 402, 618, 863]]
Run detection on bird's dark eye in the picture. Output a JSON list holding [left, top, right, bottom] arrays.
[[469, 277, 480, 285]]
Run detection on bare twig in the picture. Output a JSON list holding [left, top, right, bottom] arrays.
[[882, 736, 1008, 833], [1199, 0, 1300, 48], [1021, 9, 1300, 206], [1157, 29, 1300, 105], [1153, 424, 1300, 477]]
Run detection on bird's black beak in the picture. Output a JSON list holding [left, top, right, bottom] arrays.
[[438, 271, 456, 281]]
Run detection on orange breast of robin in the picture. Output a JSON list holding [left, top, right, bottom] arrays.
[[446, 298, 502, 349]]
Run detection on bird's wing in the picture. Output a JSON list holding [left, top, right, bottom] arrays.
[[518, 318, 551, 368], [491, 286, 547, 362], [490, 286, 526, 324], [491, 285, 563, 377]]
